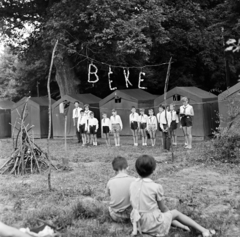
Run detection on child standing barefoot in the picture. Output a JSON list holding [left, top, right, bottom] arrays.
[[77, 110, 87, 146], [139, 108, 148, 146], [110, 109, 123, 146], [130, 155, 216, 237], [129, 106, 139, 146], [102, 112, 111, 146], [88, 112, 99, 146], [146, 109, 157, 147]]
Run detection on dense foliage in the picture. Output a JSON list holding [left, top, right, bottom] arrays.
[[1, 0, 240, 99]]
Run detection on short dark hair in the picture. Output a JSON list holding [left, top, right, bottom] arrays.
[[135, 155, 156, 178], [159, 105, 165, 109], [112, 156, 128, 171], [74, 101, 79, 104]]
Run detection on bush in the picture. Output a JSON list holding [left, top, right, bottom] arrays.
[[211, 129, 240, 164]]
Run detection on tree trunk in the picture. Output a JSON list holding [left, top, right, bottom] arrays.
[[54, 54, 80, 96]]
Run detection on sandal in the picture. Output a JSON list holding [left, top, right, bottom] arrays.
[[202, 229, 216, 237]]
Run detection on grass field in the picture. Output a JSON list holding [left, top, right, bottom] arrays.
[[0, 137, 240, 237]]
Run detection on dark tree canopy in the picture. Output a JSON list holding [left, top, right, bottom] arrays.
[[0, 0, 240, 100]]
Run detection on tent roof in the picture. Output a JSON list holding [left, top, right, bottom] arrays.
[[218, 82, 240, 101], [100, 89, 158, 106], [12, 96, 55, 110], [0, 100, 15, 109], [155, 87, 217, 105], [52, 93, 101, 108]]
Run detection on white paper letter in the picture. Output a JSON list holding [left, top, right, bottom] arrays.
[[123, 68, 132, 88], [138, 71, 147, 89], [108, 67, 117, 90], [88, 62, 99, 83]]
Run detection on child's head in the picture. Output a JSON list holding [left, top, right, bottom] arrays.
[[74, 101, 79, 108], [80, 110, 85, 115], [131, 106, 136, 113], [181, 97, 188, 106], [102, 112, 107, 118], [84, 104, 89, 110], [170, 103, 175, 111], [158, 105, 164, 112], [166, 105, 170, 111], [139, 108, 145, 114], [90, 112, 94, 118], [112, 109, 117, 115], [112, 156, 128, 172], [148, 108, 154, 116], [135, 155, 156, 178]]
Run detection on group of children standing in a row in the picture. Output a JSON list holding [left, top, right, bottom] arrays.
[[72, 96, 194, 149], [106, 155, 216, 237]]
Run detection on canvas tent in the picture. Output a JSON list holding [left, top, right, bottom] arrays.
[[0, 100, 15, 138], [218, 82, 240, 128], [100, 89, 158, 136], [52, 94, 101, 138], [11, 97, 55, 139], [154, 87, 219, 139]]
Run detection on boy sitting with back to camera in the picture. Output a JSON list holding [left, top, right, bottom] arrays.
[[106, 156, 136, 222]]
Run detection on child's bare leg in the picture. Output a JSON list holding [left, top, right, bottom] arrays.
[[113, 133, 117, 146], [94, 134, 97, 144], [141, 130, 144, 145], [171, 210, 208, 234], [117, 133, 120, 146], [131, 129, 135, 145], [153, 131, 156, 146], [135, 130, 138, 145], [182, 127, 188, 145], [172, 220, 190, 231], [187, 127, 192, 148]]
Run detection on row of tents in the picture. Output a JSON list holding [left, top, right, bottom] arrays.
[[1, 84, 239, 140]]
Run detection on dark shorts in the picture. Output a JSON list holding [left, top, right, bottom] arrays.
[[140, 123, 147, 129], [181, 116, 192, 127], [79, 124, 86, 134], [170, 121, 177, 130], [89, 125, 97, 134], [131, 121, 138, 130], [103, 126, 110, 134], [158, 123, 162, 132]]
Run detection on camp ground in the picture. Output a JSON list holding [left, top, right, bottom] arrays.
[[154, 87, 219, 140], [100, 89, 158, 136], [52, 94, 101, 138], [0, 100, 15, 139], [11, 97, 55, 139], [218, 82, 240, 128]]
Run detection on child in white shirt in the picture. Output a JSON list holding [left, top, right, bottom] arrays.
[[129, 106, 139, 146], [147, 109, 158, 147], [88, 112, 99, 146], [169, 104, 179, 146], [84, 104, 92, 144], [78, 110, 88, 146], [110, 109, 123, 147], [139, 108, 148, 146], [102, 112, 111, 146]]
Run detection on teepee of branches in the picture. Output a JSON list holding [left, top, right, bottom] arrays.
[[0, 98, 56, 175]]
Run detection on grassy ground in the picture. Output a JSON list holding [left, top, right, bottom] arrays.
[[0, 137, 240, 237]]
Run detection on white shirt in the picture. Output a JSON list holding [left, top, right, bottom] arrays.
[[88, 117, 99, 130], [72, 107, 82, 119], [147, 115, 157, 127], [102, 118, 111, 128], [84, 110, 92, 120], [169, 110, 179, 123], [156, 112, 163, 123], [138, 114, 148, 123], [160, 110, 171, 130], [129, 112, 139, 123], [179, 104, 194, 116], [77, 115, 88, 131], [110, 115, 123, 130]]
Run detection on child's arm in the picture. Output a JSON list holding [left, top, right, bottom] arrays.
[[119, 116, 123, 130], [95, 119, 99, 131], [157, 200, 169, 213], [0, 222, 32, 237]]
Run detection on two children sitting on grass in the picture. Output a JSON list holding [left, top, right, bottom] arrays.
[[106, 156, 216, 237]]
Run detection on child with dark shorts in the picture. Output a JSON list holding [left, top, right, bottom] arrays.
[[129, 106, 139, 146], [88, 112, 99, 146], [106, 156, 136, 222], [169, 104, 179, 146], [102, 112, 111, 146], [78, 110, 87, 146]]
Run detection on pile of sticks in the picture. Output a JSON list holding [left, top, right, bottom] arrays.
[[0, 98, 55, 175]]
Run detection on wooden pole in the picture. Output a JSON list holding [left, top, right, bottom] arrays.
[[47, 40, 58, 191], [65, 115, 67, 153]]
